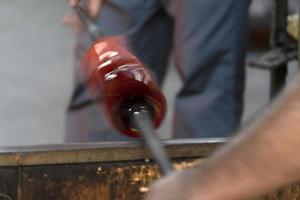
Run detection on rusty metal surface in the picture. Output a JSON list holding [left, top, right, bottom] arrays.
[[20, 159, 201, 200], [258, 184, 300, 199], [16, 159, 300, 200], [0, 139, 222, 199], [0, 139, 299, 199], [0, 138, 225, 167]]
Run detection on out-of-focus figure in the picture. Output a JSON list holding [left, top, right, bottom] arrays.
[[64, 0, 250, 142]]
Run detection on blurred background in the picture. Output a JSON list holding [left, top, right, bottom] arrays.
[[0, 0, 298, 145]]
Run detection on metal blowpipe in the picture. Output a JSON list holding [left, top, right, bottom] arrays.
[[131, 108, 173, 176], [74, 4, 173, 176], [73, 5, 105, 40]]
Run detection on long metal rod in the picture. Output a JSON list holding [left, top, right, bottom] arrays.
[[74, 3, 172, 175], [73, 5, 105, 40], [68, 5, 105, 110], [131, 110, 173, 176]]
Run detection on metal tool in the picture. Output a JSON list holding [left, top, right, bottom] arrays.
[[68, 5, 105, 111], [73, 5, 105, 40], [72, 5, 173, 176], [131, 108, 173, 175]]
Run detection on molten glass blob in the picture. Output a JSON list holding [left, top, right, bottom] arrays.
[[82, 36, 166, 137]]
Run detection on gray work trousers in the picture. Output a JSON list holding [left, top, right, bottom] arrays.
[[66, 0, 250, 142]]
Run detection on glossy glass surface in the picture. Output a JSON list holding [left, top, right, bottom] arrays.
[[82, 36, 166, 137]]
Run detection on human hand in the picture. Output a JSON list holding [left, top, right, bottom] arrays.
[[63, 0, 105, 33], [69, 0, 105, 18]]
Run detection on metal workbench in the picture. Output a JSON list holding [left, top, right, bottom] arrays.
[[0, 139, 300, 199], [0, 139, 223, 200]]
